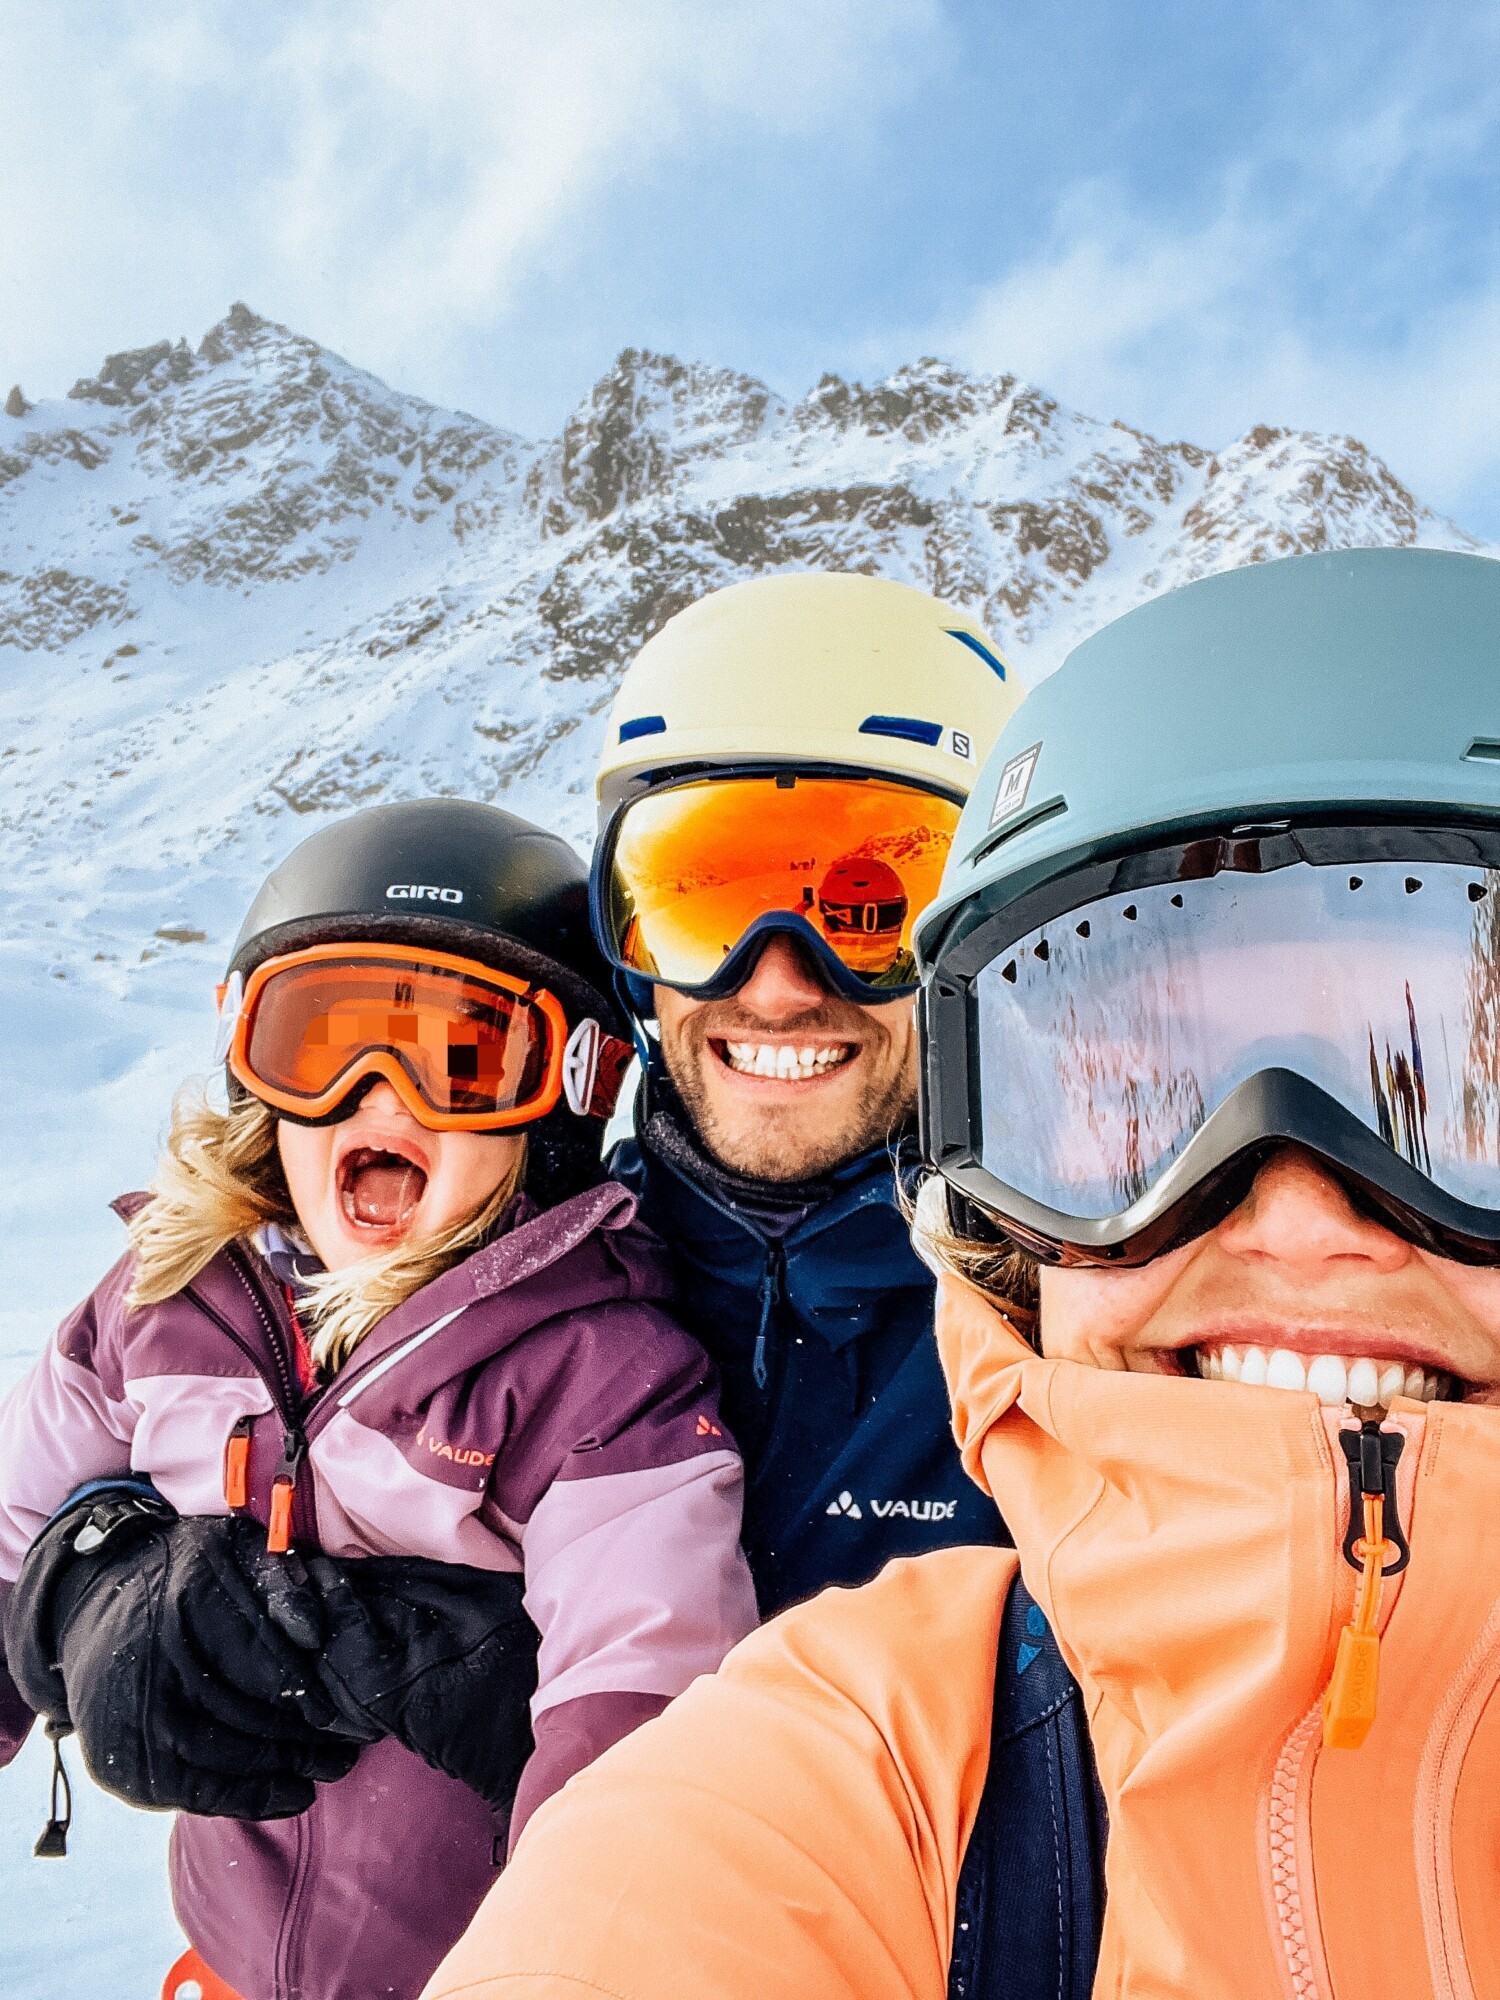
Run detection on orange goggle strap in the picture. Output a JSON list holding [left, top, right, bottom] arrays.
[[217, 943, 631, 1129]]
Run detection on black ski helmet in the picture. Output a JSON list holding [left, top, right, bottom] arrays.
[[226, 799, 626, 1205]]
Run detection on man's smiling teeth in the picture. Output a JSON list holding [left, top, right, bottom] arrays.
[[1195, 1342, 1450, 1405], [722, 1042, 853, 1079]]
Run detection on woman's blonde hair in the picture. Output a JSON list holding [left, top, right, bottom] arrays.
[[907, 1172, 1040, 1348], [127, 1085, 524, 1372]]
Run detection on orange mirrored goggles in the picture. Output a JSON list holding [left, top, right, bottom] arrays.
[[219, 943, 629, 1131], [596, 771, 965, 997]]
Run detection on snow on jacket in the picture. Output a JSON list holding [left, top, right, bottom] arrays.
[[0, 1182, 757, 2000], [422, 1273, 1500, 2000], [612, 1069, 1004, 1615]]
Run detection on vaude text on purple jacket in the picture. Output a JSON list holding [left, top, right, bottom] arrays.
[[0, 1183, 757, 2000]]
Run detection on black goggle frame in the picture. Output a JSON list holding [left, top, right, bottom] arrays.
[[919, 814, 1500, 1268]]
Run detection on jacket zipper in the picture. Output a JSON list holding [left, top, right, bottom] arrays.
[[1266, 1417, 1412, 2000], [190, 1249, 311, 1550], [200, 1247, 475, 1550], [650, 1147, 791, 1404], [1322, 1420, 1409, 1747], [753, 1245, 784, 1391]]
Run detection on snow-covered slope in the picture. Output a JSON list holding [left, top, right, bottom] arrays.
[[1, 301, 1487, 1310], [0, 305, 1488, 1991]]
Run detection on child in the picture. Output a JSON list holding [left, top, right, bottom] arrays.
[[0, 798, 758, 2000]]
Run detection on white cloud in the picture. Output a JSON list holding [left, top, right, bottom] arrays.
[[0, 0, 940, 405], [936, 31, 1500, 529]]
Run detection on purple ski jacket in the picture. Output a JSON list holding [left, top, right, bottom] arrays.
[[0, 1182, 757, 2000]]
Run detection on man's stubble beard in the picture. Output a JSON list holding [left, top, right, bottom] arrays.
[[659, 1000, 919, 1183]]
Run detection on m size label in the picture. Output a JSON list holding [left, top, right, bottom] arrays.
[[989, 742, 1042, 827]]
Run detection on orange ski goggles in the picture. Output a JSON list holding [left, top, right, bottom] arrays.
[[594, 771, 965, 998], [219, 943, 624, 1131]]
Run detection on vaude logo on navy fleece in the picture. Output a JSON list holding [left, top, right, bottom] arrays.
[[824, 1490, 959, 1523]]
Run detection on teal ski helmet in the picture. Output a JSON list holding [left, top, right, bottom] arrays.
[[916, 547, 1500, 1266]]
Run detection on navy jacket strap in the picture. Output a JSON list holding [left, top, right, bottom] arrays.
[[947, 1571, 1106, 2000]]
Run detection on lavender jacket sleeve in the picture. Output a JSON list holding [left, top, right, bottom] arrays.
[[0, 1254, 145, 1766], [489, 1300, 758, 1844]]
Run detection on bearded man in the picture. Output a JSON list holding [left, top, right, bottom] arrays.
[[589, 572, 1023, 1612]]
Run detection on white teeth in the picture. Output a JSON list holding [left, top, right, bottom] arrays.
[[1306, 1355, 1347, 1406], [721, 1041, 853, 1080], [1193, 1342, 1452, 1406], [1266, 1349, 1307, 1392], [1346, 1357, 1380, 1407]]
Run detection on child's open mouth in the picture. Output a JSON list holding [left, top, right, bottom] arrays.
[[337, 1145, 429, 1231]]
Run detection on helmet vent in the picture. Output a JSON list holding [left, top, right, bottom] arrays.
[[1464, 738, 1500, 764], [618, 715, 667, 743], [968, 794, 1068, 866], [859, 714, 943, 747]]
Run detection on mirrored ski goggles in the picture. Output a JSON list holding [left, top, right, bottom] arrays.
[[595, 770, 965, 998], [219, 943, 628, 1131], [921, 826, 1500, 1265]]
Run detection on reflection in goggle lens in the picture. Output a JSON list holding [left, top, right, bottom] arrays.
[[607, 774, 961, 990], [975, 860, 1500, 1220]]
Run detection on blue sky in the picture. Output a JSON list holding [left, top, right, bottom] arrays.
[[5, 1, 1500, 532]]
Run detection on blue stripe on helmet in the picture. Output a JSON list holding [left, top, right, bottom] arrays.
[[944, 628, 1007, 679]]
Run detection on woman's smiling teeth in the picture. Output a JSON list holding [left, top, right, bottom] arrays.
[[1193, 1341, 1452, 1405], [720, 1041, 854, 1080]]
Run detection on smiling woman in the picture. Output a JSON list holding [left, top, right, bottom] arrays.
[[417, 545, 1500, 2000]]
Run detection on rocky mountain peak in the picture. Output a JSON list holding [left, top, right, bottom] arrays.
[[794, 358, 1018, 442], [68, 335, 198, 407], [537, 347, 783, 530], [0, 305, 1485, 985], [195, 300, 284, 367]]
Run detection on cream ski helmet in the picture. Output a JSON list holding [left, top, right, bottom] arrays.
[[593, 572, 1024, 1004]]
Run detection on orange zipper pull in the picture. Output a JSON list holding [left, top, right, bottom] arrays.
[[266, 1429, 305, 1555], [267, 1477, 295, 1553], [1323, 1421, 1408, 1750], [223, 1417, 252, 1511], [1323, 1490, 1386, 1747]]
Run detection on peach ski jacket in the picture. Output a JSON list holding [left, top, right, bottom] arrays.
[[424, 1275, 1500, 2000]]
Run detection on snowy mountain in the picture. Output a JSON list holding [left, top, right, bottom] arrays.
[[0, 301, 1486, 1325], [0, 297, 1485, 1244], [0, 305, 1489, 1994]]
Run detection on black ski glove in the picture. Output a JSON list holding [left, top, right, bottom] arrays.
[[294, 1554, 539, 1812], [3, 1487, 366, 1821]]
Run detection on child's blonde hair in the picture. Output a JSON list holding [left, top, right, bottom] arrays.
[[127, 1084, 524, 1372]]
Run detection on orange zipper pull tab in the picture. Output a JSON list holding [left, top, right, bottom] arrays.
[[266, 1429, 305, 1555], [1323, 1491, 1386, 1747], [223, 1416, 252, 1511], [1323, 1421, 1408, 1750]]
